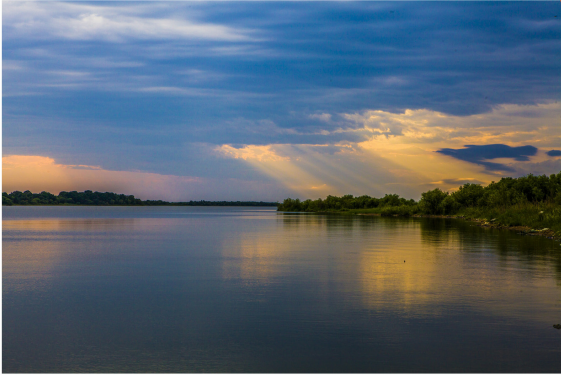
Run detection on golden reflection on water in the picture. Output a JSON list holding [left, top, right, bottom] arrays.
[[5, 214, 560, 327], [4, 209, 560, 373], [221, 233, 288, 283], [3, 218, 137, 232], [221, 214, 560, 325]]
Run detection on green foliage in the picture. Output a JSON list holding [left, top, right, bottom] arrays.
[[277, 193, 415, 212], [460, 202, 561, 234], [440, 195, 460, 215], [419, 188, 449, 215], [2, 190, 278, 206], [277, 171, 561, 219], [2, 190, 143, 206], [476, 172, 561, 207], [451, 183, 484, 207], [2, 192, 13, 206], [555, 191, 561, 206]]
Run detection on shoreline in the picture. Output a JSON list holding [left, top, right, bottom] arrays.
[[278, 210, 561, 242], [355, 212, 561, 242], [2, 203, 278, 207]]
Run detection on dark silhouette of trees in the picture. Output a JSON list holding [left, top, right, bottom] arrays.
[[277, 171, 561, 214], [2, 190, 278, 207]]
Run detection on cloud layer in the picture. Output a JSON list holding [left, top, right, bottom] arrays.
[[3, 2, 561, 200]]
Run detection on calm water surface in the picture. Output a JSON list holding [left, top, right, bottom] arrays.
[[3, 206, 561, 372]]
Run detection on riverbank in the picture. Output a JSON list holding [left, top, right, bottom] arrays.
[[458, 216, 559, 242], [352, 211, 561, 242], [279, 207, 561, 242], [277, 171, 561, 242]]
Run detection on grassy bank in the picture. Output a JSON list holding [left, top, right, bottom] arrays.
[[458, 202, 560, 235], [288, 203, 561, 241]]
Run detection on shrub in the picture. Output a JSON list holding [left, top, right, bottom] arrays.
[[451, 183, 484, 208], [420, 188, 449, 214], [440, 195, 460, 214]]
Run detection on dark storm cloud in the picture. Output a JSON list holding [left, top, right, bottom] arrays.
[[436, 144, 538, 172], [547, 150, 561, 157]]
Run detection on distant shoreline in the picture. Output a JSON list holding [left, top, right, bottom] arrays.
[[2, 190, 278, 207], [4, 203, 279, 207]]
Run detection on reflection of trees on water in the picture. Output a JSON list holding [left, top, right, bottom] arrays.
[[493, 231, 561, 284], [418, 218, 456, 247], [280, 213, 417, 234], [419, 218, 561, 282], [279, 213, 329, 232], [279, 214, 361, 238], [279, 215, 561, 282]]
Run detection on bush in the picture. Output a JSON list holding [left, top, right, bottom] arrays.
[[2, 196, 13, 206], [440, 195, 460, 214], [420, 188, 449, 214], [451, 183, 484, 207], [276, 171, 561, 216]]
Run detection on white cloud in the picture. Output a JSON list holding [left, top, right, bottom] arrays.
[[4, 2, 254, 42], [308, 113, 332, 122], [216, 144, 290, 162]]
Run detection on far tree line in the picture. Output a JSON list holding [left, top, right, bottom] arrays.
[[2, 190, 278, 207]]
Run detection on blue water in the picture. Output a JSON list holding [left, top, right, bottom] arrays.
[[3, 206, 561, 372]]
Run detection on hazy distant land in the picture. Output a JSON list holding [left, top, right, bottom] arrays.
[[1, 190, 278, 207]]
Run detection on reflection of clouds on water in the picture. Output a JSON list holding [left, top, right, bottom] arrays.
[[358, 219, 450, 317], [5, 213, 561, 335], [3, 218, 137, 233], [3, 209, 561, 372], [3, 217, 206, 295], [221, 233, 288, 285], [225, 214, 561, 326], [3, 218, 137, 295]]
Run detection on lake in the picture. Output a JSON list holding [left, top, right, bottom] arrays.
[[3, 206, 560, 372]]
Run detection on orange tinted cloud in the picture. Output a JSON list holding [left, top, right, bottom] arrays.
[[2, 155, 202, 199], [2, 155, 283, 201]]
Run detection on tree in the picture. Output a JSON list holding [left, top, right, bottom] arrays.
[[451, 183, 484, 208], [420, 188, 448, 214]]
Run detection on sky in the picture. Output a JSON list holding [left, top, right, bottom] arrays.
[[3, 1, 561, 201]]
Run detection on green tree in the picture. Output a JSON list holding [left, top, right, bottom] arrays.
[[420, 188, 449, 214], [451, 183, 484, 208]]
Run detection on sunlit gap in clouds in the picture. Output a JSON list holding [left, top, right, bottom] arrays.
[[216, 142, 476, 200], [3, 104, 560, 201], [217, 144, 337, 198], [216, 103, 561, 200]]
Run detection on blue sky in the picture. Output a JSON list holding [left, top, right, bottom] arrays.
[[3, 1, 561, 200]]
